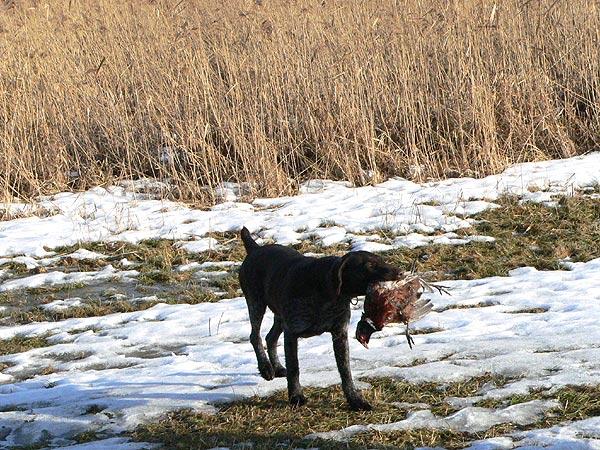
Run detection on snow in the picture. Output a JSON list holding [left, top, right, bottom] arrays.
[[177, 261, 240, 273], [467, 417, 600, 449], [0, 255, 61, 270], [0, 265, 139, 292], [0, 153, 599, 449], [47, 438, 157, 450], [0, 153, 597, 259], [307, 400, 559, 441], [176, 237, 222, 253], [1, 258, 599, 448], [65, 249, 107, 261], [42, 298, 86, 312]]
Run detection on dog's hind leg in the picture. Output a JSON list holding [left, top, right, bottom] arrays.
[[246, 297, 275, 380], [266, 315, 286, 377]]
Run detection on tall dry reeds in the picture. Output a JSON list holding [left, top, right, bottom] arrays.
[[1, 0, 599, 202]]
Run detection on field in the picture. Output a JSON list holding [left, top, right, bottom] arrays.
[[1, 1, 600, 448], [0, 154, 599, 449], [1, 0, 600, 203]]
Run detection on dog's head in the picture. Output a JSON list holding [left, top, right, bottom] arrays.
[[330, 251, 400, 299]]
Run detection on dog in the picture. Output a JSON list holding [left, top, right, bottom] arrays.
[[238, 227, 401, 410]]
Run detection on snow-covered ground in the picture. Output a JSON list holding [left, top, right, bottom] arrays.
[[0, 153, 599, 449]]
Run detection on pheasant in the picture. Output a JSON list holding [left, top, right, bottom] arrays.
[[355, 276, 439, 349]]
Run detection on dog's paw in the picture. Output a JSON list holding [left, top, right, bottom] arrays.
[[258, 361, 275, 381], [348, 396, 372, 411], [274, 366, 287, 378], [289, 394, 307, 407]]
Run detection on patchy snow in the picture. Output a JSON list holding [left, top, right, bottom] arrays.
[[0, 255, 60, 270], [41, 297, 86, 312], [0, 265, 139, 292], [66, 249, 107, 261], [0, 153, 597, 259], [0, 258, 599, 448], [47, 438, 157, 450], [176, 237, 222, 253], [39, 296, 160, 313], [119, 258, 137, 268], [177, 261, 240, 273], [307, 400, 559, 441], [467, 416, 600, 449], [0, 154, 599, 449]]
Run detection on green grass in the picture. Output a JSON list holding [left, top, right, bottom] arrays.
[[72, 430, 102, 445], [133, 380, 600, 450], [0, 292, 12, 304], [475, 385, 600, 419], [51, 236, 242, 284], [54, 239, 193, 273], [291, 239, 349, 255]]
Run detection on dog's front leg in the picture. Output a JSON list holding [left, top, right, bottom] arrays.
[[331, 328, 372, 411], [284, 331, 306, 406]]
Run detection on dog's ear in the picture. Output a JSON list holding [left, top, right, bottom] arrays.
[[328, 253, 352, 300]]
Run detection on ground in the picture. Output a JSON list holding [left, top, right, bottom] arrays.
[[0, 154, 599, 449]]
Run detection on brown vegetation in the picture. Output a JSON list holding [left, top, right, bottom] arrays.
[[1, 0, 599, 202]]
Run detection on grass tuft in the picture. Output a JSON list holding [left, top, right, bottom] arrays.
[[0, 335, 51, 356]]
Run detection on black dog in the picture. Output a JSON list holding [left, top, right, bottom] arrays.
[[238, 227, 400, 410]]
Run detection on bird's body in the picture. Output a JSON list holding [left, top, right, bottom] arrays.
[[355, 276, 434, 349]]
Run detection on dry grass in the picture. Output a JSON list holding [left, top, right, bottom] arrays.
[[384, 196, 600, 280], [1, 0, 599, 202], [134, 376, 600, 449], [133, 374, 514, 449], [0, 334, 50, 356]]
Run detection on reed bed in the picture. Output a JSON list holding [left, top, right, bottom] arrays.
[[1, 0, 598, 203]]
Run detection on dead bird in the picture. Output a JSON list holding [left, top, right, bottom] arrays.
[[355, 276, 448, 349]]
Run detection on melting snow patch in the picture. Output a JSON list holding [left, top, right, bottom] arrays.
[[0, 265, 139, 292], [49, 437, 158, 449], [42, 297, 86, 311], [468, 416, 600, 449], [66, 249, 108, 260], [0, 255, 60, 270], [177, 261, 239, 273], [0, 153, 596, 258], [176, 237, 222, 253], [306, 400, 559, 441]]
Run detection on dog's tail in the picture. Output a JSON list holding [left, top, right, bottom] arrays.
[[240, 226, 260, 254]]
